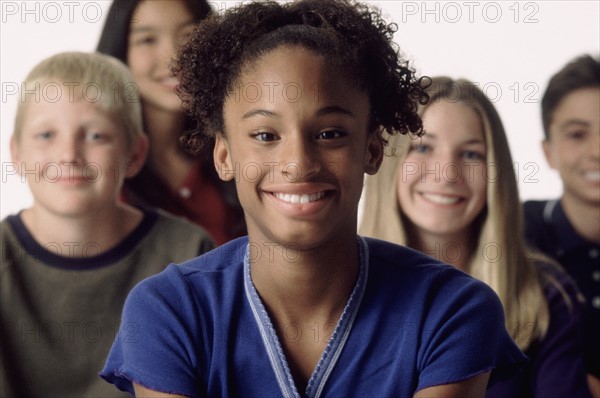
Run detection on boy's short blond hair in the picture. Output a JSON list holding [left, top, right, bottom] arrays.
[[14, 51, 143, 149]]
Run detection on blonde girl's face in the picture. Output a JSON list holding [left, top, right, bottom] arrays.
[[396, 100, 488, 241], [127, 0, 196, 114]]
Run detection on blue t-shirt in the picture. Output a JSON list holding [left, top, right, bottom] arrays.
[[101, 237, 525, 397]]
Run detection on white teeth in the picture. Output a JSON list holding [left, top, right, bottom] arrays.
[[584, 171, 600, 181], [274, 191, 326, 204], [421, 193, 461, 205]]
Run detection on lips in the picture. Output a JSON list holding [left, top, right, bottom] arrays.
[[419, 192, 463, 205], [583, 171, 600, 182], [56, 176, 90, 184], [263, 186, 334, 218]]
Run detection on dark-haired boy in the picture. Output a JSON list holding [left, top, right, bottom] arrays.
[[523, 54, 600, 396]]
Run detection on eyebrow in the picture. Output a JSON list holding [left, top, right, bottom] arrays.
[[558, 119, 590, 130], [241, 105, 354, 120], [421, 132, 485, 145], [242, 109, 279, 119], [316, 105, 354, 117]]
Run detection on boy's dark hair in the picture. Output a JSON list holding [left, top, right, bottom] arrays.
[[541, 54, 600, 138], [175, 0, 429, 155]]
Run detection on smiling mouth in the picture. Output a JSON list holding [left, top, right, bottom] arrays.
[[272, 191, 327, 204], [583, 171, 600, 182], [420, 193, 463, 205]]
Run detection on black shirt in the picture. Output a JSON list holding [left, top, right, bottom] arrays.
[[523, 199, 600, 377]]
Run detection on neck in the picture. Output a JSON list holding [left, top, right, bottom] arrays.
[[561, 195, 600, 243], [408, 225, 473, 272], [250, 234, 360, 325], [143, 104, 194, 189], [21, 204, 143, 258], [248, 228, 361, 391]]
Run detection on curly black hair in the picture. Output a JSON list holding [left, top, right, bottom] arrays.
[[175, 0, 429, 154]]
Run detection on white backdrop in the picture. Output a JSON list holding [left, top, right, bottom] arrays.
[[1, 0, 599, 218]]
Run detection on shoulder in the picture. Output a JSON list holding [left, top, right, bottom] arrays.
[[123, 237, 248, 321], [523, 199, 551, 224], [0, 215, 16, 237], [1, 214, 28, 260], [362, 237, 504, 325], [141, 209, 216, 257], [522, 199, 556, 245], [152, 209, 213, 240], [133, 237, 248, 293], [364, 236, 493, 294], [1, 214, 22, 238], [0, 216, 21, 269], [361, 237, 527, 391], [117, 235, 247, 292], [537, 260, 584, 311]]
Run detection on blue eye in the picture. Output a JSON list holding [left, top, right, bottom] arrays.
[[461, 150, 485, 161], [410, 143, 430, 154], [317, 129, 346, 140]]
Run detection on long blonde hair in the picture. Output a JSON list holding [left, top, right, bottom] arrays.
[[360, 76, 549, 350]]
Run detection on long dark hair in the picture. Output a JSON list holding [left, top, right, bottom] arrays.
[[96, 0, 244, 238], [97, 0, 212, 64]]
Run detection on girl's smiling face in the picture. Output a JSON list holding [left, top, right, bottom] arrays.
[[397, 100, 488, 242], [127, 0, 196, 114], [215, 45, 383, 250]]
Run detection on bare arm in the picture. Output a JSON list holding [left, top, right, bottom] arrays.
[[133, 383, 190, 398], [413, 372, 490, 398]]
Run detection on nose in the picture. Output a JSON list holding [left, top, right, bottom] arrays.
[[158, 36, 178, 69], [281, 133, 320, 182], [423, 149, 460, 183], [59, 135, 83, 166]]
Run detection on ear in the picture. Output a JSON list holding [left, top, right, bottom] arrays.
[[364, 131, 384, 175], [541, 138, 556, 170], [214, 133, 235, 181], [9, 135, 22, 174], [125, 133, 149, 178]]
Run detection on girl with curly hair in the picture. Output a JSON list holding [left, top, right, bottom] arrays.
[[97, 0, 245, 245], [101, 1, 525, 396], [360, 77, 591, 397]]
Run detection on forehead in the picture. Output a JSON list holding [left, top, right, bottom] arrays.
[[21, 96, 116, 128], [552, 87, 600, 123], [227, 45, 368, 109], [422, 101, 484, 141], [131, 0, 193, 29]]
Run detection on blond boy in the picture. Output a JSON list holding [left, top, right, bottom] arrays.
[[1, 52, 213, 397]]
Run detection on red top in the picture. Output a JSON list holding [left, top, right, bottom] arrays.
[[162, 162, 241, 245], [122, 161, 244, 246]]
